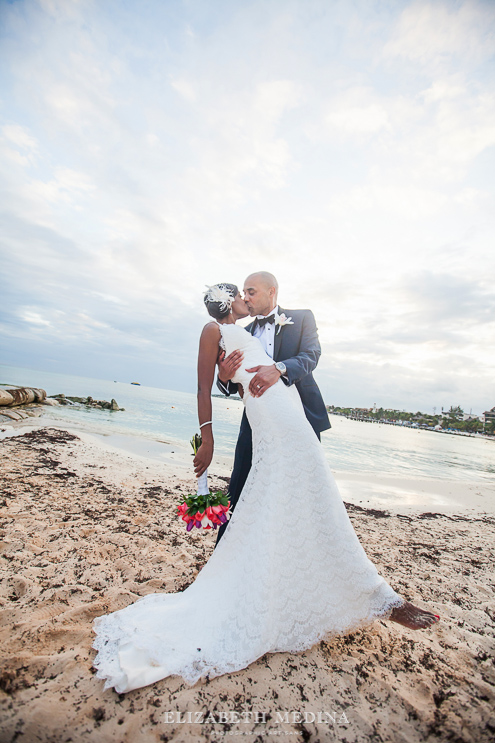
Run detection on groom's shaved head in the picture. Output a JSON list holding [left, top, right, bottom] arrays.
[[245, 271, 278, 293]]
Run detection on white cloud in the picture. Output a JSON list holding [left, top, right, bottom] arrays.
[[329, 182, 448, 218], [38, 0, 87, 17], [2, 124, 39, 152], [384, 0, 495, 66], [325, 88, 392, 136], [253, 80, 300, 124], [327, 101, 391, 134], [20, 310, 52, 327], [170, 77, 196, 102]]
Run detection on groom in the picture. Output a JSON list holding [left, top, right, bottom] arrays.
[[215, 271, 330, 546]]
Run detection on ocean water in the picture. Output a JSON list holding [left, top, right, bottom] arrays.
[[1, 364, 494, 483]]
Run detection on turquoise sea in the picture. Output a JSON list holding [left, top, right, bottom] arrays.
[[2, 364, 494, 488]]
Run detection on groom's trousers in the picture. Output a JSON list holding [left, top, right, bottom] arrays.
[[214, 411, 320, 548]]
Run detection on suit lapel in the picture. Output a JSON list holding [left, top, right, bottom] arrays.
[[274, 306, 286, 360]]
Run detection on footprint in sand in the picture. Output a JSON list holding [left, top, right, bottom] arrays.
[[23, 602, 70, 623]]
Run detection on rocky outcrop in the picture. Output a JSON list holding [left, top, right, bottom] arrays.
[[0, 387, 124, 426], [0, 387, 47, 407], [0, 387, 51, 424], [0, 408, 42, 422], [48, 394, 124, 411]]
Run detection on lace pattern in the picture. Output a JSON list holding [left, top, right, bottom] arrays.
[[92, 323, 405, 692], [216, 321, 226, 352]]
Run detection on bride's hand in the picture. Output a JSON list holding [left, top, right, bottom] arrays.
[[218, 349, 243, 384], [193, 442, 213, 478]]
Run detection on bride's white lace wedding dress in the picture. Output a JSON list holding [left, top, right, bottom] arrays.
[[92, 322, 405, 692]]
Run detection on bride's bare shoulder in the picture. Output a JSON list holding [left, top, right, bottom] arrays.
[[200, 321, 221, 340]]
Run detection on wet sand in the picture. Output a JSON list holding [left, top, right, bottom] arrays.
[[1, 427, 494, 742]]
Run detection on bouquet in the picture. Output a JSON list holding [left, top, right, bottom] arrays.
[[177, 433, 231, 531]]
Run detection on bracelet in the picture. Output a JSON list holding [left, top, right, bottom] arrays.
[[199, 420, 212, 429]]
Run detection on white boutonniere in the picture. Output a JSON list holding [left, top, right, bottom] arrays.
[[275, 313, 294, 335]]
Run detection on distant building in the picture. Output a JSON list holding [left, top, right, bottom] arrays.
[[481, 407, 495, 424]]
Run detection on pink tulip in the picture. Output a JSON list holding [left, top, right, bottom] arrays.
[[178, 494, 231, 531]]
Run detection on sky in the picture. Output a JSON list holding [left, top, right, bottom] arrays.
[[0, 0, 494, 413]]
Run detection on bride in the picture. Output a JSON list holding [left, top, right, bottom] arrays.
[[92, 283, 439, 693]]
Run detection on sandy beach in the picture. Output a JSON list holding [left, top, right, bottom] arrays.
[[1, 426, 494, 743]]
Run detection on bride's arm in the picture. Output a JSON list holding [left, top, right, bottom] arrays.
[[193, 323, 221, 478]]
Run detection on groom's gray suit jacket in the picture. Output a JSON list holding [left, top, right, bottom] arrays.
[[217, 307, 330, 435]]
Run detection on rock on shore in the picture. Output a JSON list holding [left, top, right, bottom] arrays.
[[0, 387, 124, 424], [0, 387, 47, 406], [49, 394, 123, 411], [0, 387, 52, 423]]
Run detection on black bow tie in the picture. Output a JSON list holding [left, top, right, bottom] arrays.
[[256, 314, 275, 328]]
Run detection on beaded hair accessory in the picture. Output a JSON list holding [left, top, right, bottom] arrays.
[[204, 284, 235, 312]]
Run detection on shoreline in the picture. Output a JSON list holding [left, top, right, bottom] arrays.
[[334, 470, 495, 516], [1, 416, 494, 516], [1, 426, 494, 742], [0, 415, 235, 476], [329, 413, 495, 440]]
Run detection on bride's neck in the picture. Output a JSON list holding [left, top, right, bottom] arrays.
[[218, 315, 236, 325]]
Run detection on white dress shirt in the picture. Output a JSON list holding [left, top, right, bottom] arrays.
[[253, 305, 279, 359]]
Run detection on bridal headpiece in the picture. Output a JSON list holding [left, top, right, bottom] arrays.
[[204, 284, 235, 313]]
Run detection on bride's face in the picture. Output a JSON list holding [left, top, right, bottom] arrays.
[[231, 292, 249, 320]]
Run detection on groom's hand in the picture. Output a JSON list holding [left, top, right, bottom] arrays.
[[218, 349, 243, 384], [246, 365, 281, 397]]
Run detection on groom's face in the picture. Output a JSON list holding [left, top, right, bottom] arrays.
[[243, 276, 276, 317]]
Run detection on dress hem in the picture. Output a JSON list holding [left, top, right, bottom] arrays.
[[91, 594, 406, 692]]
